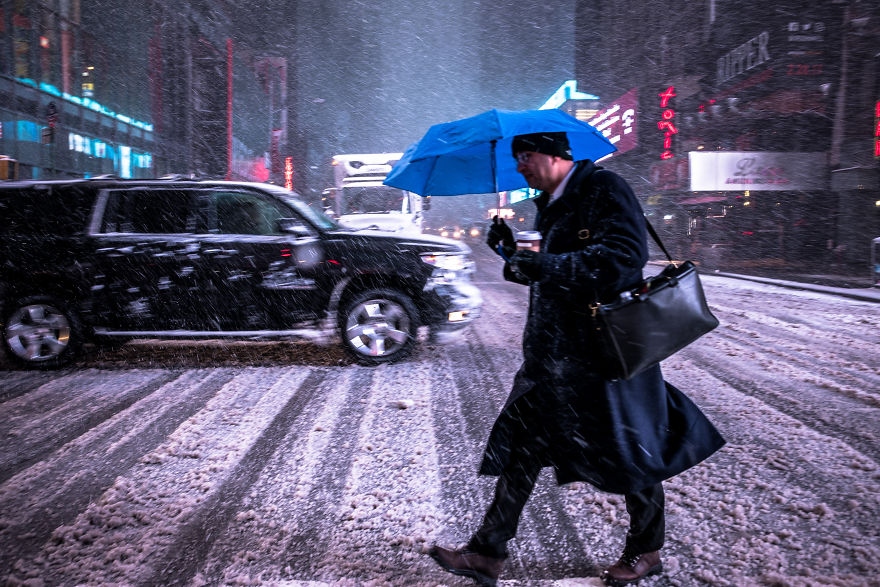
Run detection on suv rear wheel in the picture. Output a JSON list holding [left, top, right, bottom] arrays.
[[339, 288, 418, 365], [2, 295, 83, 369]]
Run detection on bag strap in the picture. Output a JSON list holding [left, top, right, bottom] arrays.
[[571, 165, 673, 263], [644, 218, 673, 262], [574, 191, 673, 263]]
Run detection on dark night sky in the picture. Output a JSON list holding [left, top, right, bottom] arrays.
[[289, 0, 575, 190]]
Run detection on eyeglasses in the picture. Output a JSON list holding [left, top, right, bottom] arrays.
[[514, 152, 533, 164]]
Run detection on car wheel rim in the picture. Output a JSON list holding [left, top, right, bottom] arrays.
[[5, 304, 71, 362], [344, 298, 411, 357]]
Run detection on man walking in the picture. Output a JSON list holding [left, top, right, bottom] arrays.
[[429, 132, 725, 586]]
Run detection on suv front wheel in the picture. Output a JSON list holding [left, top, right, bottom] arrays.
[[2, 295, 83, 369], [339, 288, 418, 365]]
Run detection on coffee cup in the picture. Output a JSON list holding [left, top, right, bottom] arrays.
[[516, 231, 542, 252]]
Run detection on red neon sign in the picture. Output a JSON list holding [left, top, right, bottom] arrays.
[[657, 86, 678, 160]]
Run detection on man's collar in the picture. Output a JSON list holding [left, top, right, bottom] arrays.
[[548, 165, 578, 204]]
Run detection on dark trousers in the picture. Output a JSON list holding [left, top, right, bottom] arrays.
[[469, 448, 665, 558]]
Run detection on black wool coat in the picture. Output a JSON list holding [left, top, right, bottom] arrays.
[[479, 160, 725, 494]]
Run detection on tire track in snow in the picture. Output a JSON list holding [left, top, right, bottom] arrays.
[[0, 369, 61, 402], [146, 369, 332, 586], [660, 364, 880, 585], [677, 303, 880, 460], [188, 368, 373, 585], [0, 369, 183, 484], [678, 339, 880, 459], [704, 319, 879, 410], [311, 355, 466, 585], [667, 348, 880, 521], [0, 368, 234, 578], [278, 368, 375, 580], [707, 302, 880, 394], [431, 317, 511, 543], [8, 367, 317, 585]]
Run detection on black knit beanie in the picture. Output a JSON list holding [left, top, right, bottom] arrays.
[[511, 131, 573, 160]]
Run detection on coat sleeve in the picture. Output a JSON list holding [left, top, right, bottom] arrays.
[[537, 170, 649, 301]]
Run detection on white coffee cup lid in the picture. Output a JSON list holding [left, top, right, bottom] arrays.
[[516, 231, 541, 241]]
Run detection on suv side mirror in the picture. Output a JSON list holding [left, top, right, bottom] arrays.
[[278, 217, 313, 237]]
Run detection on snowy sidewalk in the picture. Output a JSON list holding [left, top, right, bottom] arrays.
[[711, 271, 880, 303]]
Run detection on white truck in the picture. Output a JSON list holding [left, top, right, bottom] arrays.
[[325, 153, 427, 235]]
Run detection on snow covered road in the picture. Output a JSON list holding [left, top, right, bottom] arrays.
[[1, 254, 878, 586]]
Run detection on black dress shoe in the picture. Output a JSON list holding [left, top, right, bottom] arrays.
[[428, 545, 506, 586], [601, 549, 662, 586]]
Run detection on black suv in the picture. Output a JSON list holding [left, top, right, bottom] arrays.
[[0, 178, 482, 369]]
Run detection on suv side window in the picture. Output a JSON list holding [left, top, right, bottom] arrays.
[[101, 189, 195, 234], [0, 187, 93, 238], [210, 191, 304, 236]]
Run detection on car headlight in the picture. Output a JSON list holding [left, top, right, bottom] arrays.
[[421, 252, 474, 283]]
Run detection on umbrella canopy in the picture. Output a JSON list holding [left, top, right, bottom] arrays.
[[383, 108, 617, 196]]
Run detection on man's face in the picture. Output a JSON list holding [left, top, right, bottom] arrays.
[[515, 151, 572, 193]]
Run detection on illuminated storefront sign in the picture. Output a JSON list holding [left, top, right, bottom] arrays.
[[657, 87, 677, 160], [588, 88, 638, 156], [689, 151, 828, 191], [710, 8, 837, 101], [284, 156, 294, 190]]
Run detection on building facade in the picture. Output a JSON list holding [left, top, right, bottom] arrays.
[[0, 0, 288, 186], [574, 0, 879, 276], [0, 0, 155, 179]]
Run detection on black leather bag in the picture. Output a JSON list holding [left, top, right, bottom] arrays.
[[591, 221, 719, 380]]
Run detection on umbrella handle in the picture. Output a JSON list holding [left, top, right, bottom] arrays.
[[490, 139, 498, 195]]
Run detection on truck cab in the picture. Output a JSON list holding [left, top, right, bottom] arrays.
[[328, 153, 427, 235]]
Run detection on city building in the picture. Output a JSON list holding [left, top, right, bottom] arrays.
[[572, 0, 879, 276], [0, 0, 288, 186], [0, 0, 155, 179]]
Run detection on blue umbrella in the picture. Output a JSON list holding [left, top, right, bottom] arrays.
[[383, 108, 617, 196]]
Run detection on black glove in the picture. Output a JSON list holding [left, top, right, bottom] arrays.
[[508, 249, 544, 282], [486, 216, 515, 258]]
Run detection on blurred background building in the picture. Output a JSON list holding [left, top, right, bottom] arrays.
[[0, 0, 286, 184], [572, 0, 879, 275]]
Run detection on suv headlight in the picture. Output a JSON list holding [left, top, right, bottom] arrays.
[[421, 252, 474, 284]]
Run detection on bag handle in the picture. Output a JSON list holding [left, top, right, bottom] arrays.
[[588, 219, 674, 318]]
